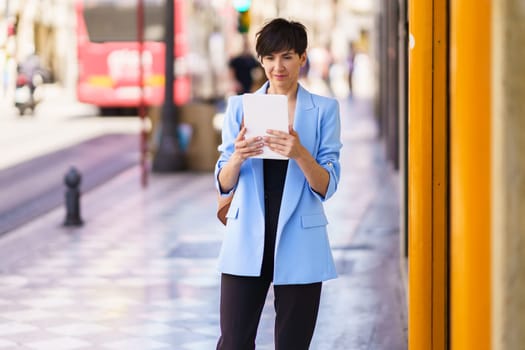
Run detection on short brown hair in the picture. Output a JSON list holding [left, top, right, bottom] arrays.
[[255, 18, 308, 58]]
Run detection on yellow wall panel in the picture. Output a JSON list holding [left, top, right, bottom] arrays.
[[408, 0, 448, 348]]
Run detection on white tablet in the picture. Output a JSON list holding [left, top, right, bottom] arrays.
[[242, 93, 289, 159]]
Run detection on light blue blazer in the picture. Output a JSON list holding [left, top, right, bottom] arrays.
[[214, 82, 342, 285]]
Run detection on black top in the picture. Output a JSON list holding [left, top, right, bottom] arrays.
[[261, 159, 289, 279]]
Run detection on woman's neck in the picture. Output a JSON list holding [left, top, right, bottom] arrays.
[[267, 83, 299, 102]]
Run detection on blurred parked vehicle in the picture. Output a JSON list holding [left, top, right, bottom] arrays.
[[74, 0, 191, 114]]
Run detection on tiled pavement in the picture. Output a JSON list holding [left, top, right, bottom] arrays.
[[0, 98, 407, 349]]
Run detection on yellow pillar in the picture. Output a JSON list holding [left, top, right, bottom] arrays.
[[449, 0, 492, 349]]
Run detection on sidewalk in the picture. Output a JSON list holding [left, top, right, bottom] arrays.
[[0, 97, 407, 349]]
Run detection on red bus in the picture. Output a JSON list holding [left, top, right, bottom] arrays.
[[74, 0, 190, 109]]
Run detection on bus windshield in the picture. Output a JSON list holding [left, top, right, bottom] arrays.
[[83, 0, 165, 42]]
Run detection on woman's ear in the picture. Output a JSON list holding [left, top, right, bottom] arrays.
[[300, 53, 307, 66]]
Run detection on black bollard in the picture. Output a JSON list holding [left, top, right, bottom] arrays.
[[63, 166, 84, 226]]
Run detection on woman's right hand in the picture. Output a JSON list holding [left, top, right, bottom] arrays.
[[232, 126, 264, 163], [218, 126, 264, 193]]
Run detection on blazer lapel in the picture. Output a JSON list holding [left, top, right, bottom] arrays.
[[249, 82, 270, 218], [249, 158, 265, 217], [276, 85, 319, 240], [248, 83, 320, 245]]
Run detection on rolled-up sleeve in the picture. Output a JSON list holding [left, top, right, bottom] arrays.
[[311, 99, 342, 201], [214, 96, 243, 195]]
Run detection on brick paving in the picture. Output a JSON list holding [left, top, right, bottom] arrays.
[[0, 98, 407, 349]]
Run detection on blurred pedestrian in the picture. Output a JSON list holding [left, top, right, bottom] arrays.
[[215, 18, 342, 349], [347, 41, 357, 98], [17, 49, 45, 94], [228, 35, 260, 94]]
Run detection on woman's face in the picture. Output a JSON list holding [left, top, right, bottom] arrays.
[[260, 49, 306, 93]]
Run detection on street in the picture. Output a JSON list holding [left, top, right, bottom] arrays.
[[1, 85, 141, 171], [0, 93, 407, 349], [0, 85, 144, 234]]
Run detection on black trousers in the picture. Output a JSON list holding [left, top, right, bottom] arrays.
[[216, 273, 322, 350]]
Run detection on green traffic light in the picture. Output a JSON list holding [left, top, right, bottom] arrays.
[[233, 0, 251, 12]]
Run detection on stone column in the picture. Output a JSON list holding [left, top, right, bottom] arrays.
[[492, 1, 525, 349]]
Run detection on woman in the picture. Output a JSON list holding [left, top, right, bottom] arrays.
[[215, 18, 342, 349]]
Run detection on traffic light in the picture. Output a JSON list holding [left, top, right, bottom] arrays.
[[233, 0, 251, 33], [232, 0, 251, 12], [237, 10, 251, 33]]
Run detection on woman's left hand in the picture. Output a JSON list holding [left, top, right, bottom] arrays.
[[266, 125, 329, 196], [264, 126, 305, 159]]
